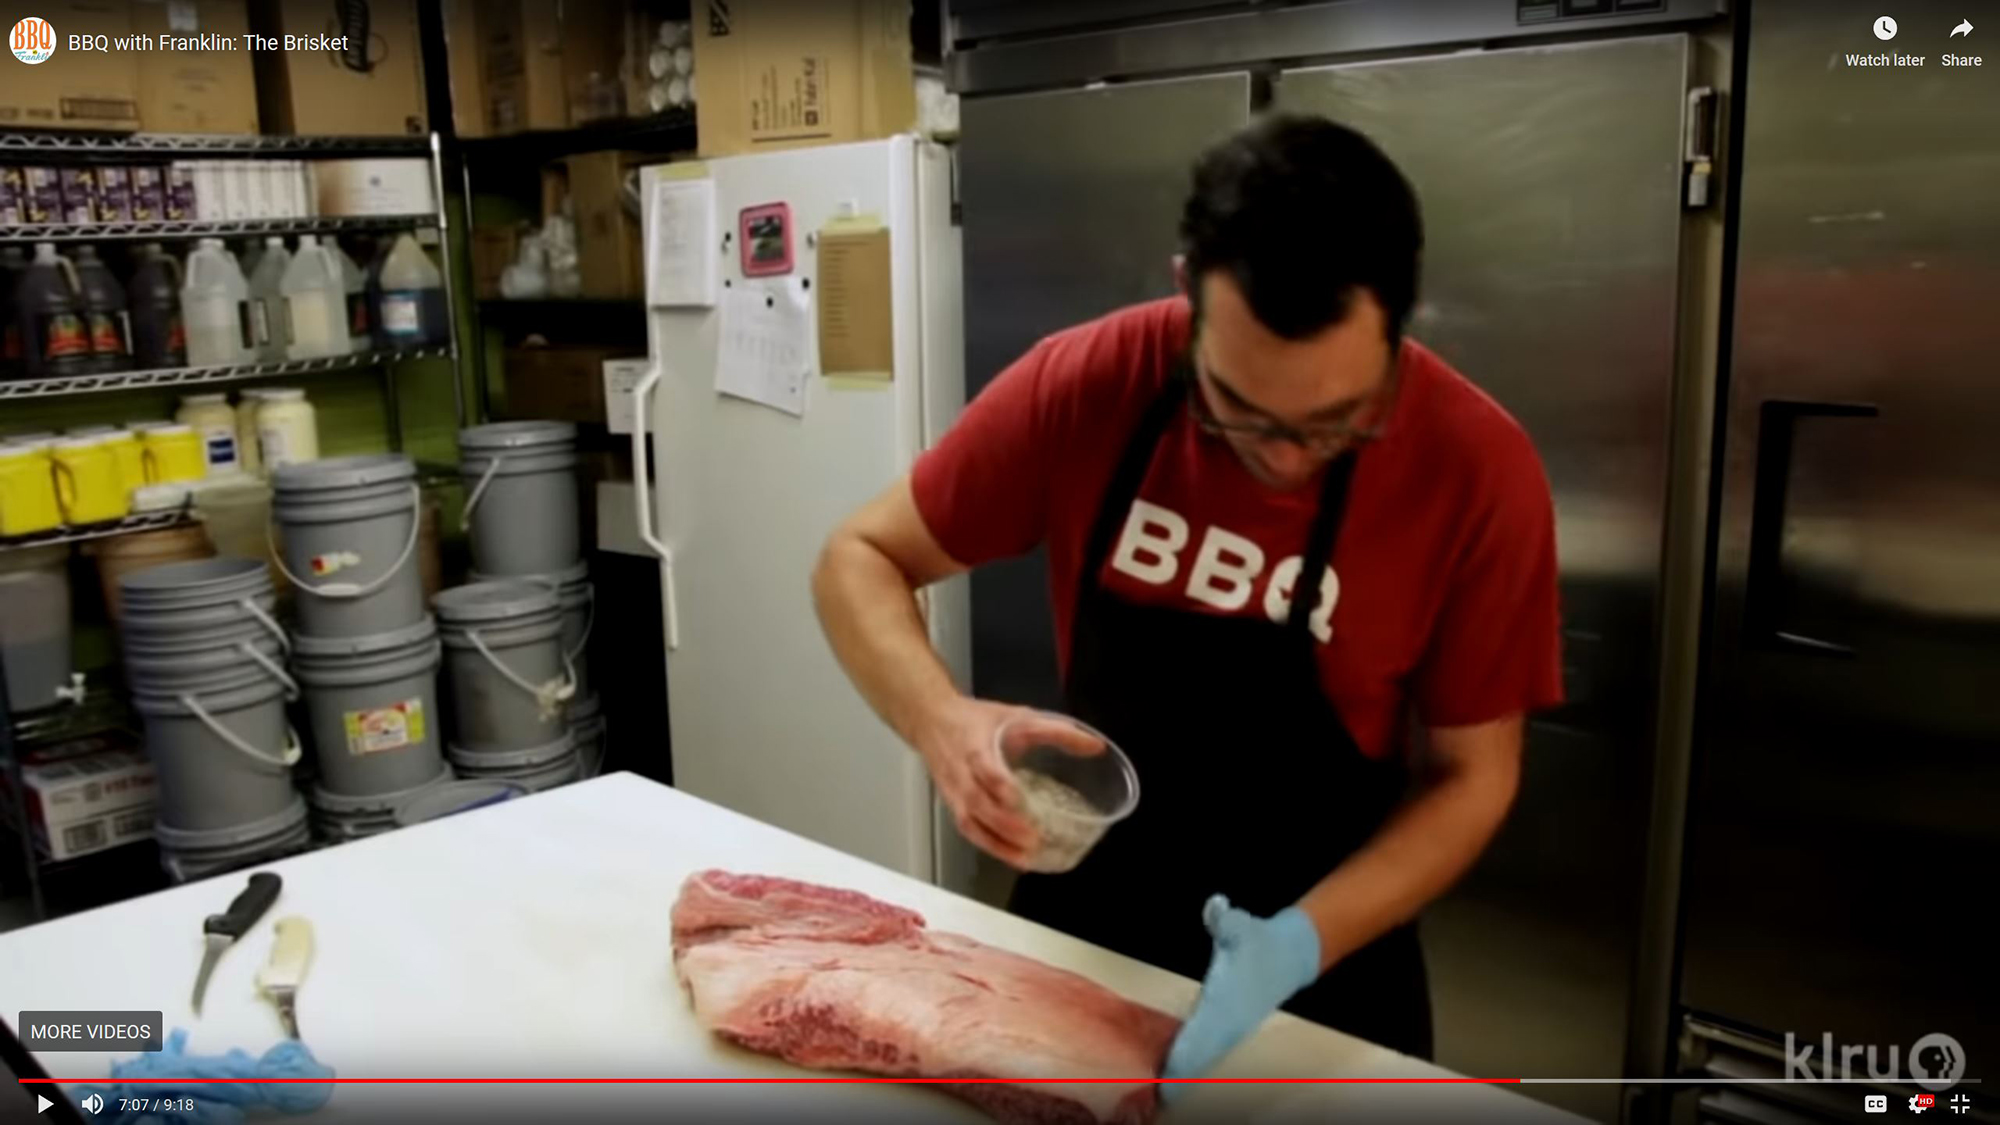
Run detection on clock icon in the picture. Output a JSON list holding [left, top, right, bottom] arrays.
[[1874, 15, 1898, 39]]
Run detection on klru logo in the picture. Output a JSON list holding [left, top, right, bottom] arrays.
[[1785, 1031, 1966, 1092], [11, 16, 55, 64]]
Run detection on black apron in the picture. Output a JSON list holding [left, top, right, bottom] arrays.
[[1009, 380, 1434, 1059]]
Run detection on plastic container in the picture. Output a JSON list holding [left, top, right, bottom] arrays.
[[281, 234, 350, 360], [291, 616, 446, 798], [94, 523, 217, 621], [272, 454, 425, 637], [434, 581, 573, 754], [0, 442, 63, 536], [181, 239, 254, 366], [245, 235, 291, 360], [155, 797, 310, 884], [458, 422, 581, 575], [255, 388, 318, 468], [128, 243, 187, 369], [176, 393, 241, 475], [308, 763, 452, 841], [375, 233, 447, 349], [392, 779, 527, 827], [235, 389, 266, 474], [472, 561, 591, 696], [193, 474, 283, 595], [448, 734, 580, 793], [131, 652, 301, 833], [995, 713, 1138, 874], [0, 546, 75, 713], [51, 435, 131, 524], [139, 423, 206, 485], [118, 557, 281, 642], [334, 241, 370, 353], [72, 245, 131, 375], [16, 243, 91, 379], [99, 428, 147, 498]]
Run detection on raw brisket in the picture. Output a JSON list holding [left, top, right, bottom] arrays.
[[672, 870, 1180, 1124]]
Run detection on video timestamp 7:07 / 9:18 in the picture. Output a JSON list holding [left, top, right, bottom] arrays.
[[119, 1098, 198, 1112]]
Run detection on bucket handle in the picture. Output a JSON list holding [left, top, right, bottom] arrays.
[[180, 691, 303, 771], [236, 641, 301, 702], [466, 626, 576, 721], [238, 596, 291, 654], [267, 483, 422, 601], [460, 454, 503, 532], [513, 572, 594, 667]]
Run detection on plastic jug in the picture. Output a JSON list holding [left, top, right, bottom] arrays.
[[246, 235, 292, 361], [281, 235, 350, 360], [72, 245, 132, 375], [15, 243, 92, 380], [128, 243, 187, 369], [0, 247, 25, 380], [181, 238, 255, 367], [334, 241, 370, 354], [376, 234, 447, 349]]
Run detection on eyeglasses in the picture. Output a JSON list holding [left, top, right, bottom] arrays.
[[1182, 355, 1397, 455]]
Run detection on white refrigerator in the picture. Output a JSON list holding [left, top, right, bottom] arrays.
[[633, 136, 978, 893]]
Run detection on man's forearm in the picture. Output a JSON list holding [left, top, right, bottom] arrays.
[[811, 531, 961, 746], [1296, 744, 1520, 969]]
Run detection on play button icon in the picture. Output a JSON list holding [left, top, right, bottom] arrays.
[[37, 1094, 53, 1113]]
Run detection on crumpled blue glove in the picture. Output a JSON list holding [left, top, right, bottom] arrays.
[[73, 1027, 334, 1125], [1161, 895, 1321, 1098]]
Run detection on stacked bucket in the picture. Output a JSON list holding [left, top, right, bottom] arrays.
[[271, 454, 452, 841], [119, 558, 310, 880], [449, 421, 595, 788]]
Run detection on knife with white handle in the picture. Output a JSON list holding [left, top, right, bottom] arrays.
[[256, 916, 314, 1041]]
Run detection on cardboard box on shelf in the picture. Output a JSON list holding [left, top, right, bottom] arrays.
[[472, 226, 522, 298], [16, 746, 158, 861], [693, 0, 915, 157], [564, 151, 646, 299], [132, 0, 260, 134], [502, 344, 631, 424], [478, 0, 627, 135], [314, 158, 434, 216], [0, 1, 140, 132], [444, 0, 487, 139], [251, 0, 427, 136]]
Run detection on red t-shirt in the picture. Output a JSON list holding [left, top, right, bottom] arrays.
[[913, 297, 1563, 760]]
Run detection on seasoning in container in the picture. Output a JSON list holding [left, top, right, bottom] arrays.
[[164, 164, 195, 221], [1013, 768, 1112, 873], [132, 166, 167, 221], [22, 167, 61, 225], [58, 168, 97, 225], [93, 166, 132, 223]]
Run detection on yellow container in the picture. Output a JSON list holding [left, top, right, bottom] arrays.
[[100, 429, 147, 497], [0, 443, 63, 537], [140, 424, 207, 485], [51, 436, 131, 525]]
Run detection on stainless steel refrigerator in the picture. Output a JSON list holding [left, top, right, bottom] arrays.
[[1677, 0, 2000, 1118]]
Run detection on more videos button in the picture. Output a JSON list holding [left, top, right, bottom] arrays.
[[17, 1011, 163, 1052]]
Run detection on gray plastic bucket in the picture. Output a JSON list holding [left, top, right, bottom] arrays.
[[568, 692, 605, 778], [124, 633, 292, 696], [272, 455, 426, 637], [292, 616, 447, 798], [394, 779, 527, 827], [308, 761, 452, 840], [448, 734, 580, 793], [119, 557, 284, 642], [156, 796, 310, 883], [133, 666, 302, 833], [434, 581, 573, 753], [459, 422, 580, 576], [472, 561, 592, 697]]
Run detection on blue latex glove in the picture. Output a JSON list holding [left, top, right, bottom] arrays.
[[1161, 895, 1321, 1099], [74, 1028, 334, 1125]]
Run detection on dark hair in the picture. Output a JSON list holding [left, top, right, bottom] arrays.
[[1180, 113, 1423, 342]]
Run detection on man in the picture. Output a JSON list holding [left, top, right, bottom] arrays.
[[812, 114, 1562, 1082]]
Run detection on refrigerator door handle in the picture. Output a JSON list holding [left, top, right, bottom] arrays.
[[631, 361, 679, 650], [1744, 398, 1879, 658]]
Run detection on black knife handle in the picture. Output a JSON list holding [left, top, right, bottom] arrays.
[[203, 872, 281, 938]]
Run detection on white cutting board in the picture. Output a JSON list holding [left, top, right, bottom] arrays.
[[0, 774, 1579, 1123]]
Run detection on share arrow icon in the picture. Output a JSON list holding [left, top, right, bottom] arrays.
[[1951, 18, 1973, 36]]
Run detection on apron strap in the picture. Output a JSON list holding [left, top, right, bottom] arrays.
[[1287, 451, 1358, 634], [1074, 378, 1188, 620]]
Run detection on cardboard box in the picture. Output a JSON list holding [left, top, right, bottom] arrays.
[[478, 0, 625, 135], [472, 226, 522, 298], [444, 0, 487, 138], [693, 0, 915, 157], [0, 1, 140, 132], [132, 0, 260, 134], [502, 344, 632, 424], [17, 747, 158, 861], [251, 0, 427, 136], [565, 151, 646, 298], [313, 158, 434, 215]]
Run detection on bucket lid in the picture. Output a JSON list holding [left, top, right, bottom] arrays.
[[154, 795, 308, 851], [291, 614, 438, 658], [470, 559, 589, 589], [309, 762, 453, 815], [273, 453, 416, 494], [119, 555, 270, 599], [393, 779, 528, 828], [568, 692, 602, 722], [459, 420, 577, 453], [433, 580, 559, 623]]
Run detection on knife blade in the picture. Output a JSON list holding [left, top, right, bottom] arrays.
[[191, 872, 282, 1015], [257, 916, 313, 1041]]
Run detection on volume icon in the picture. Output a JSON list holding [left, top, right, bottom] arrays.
[[79, 1093, 105, 1113]]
